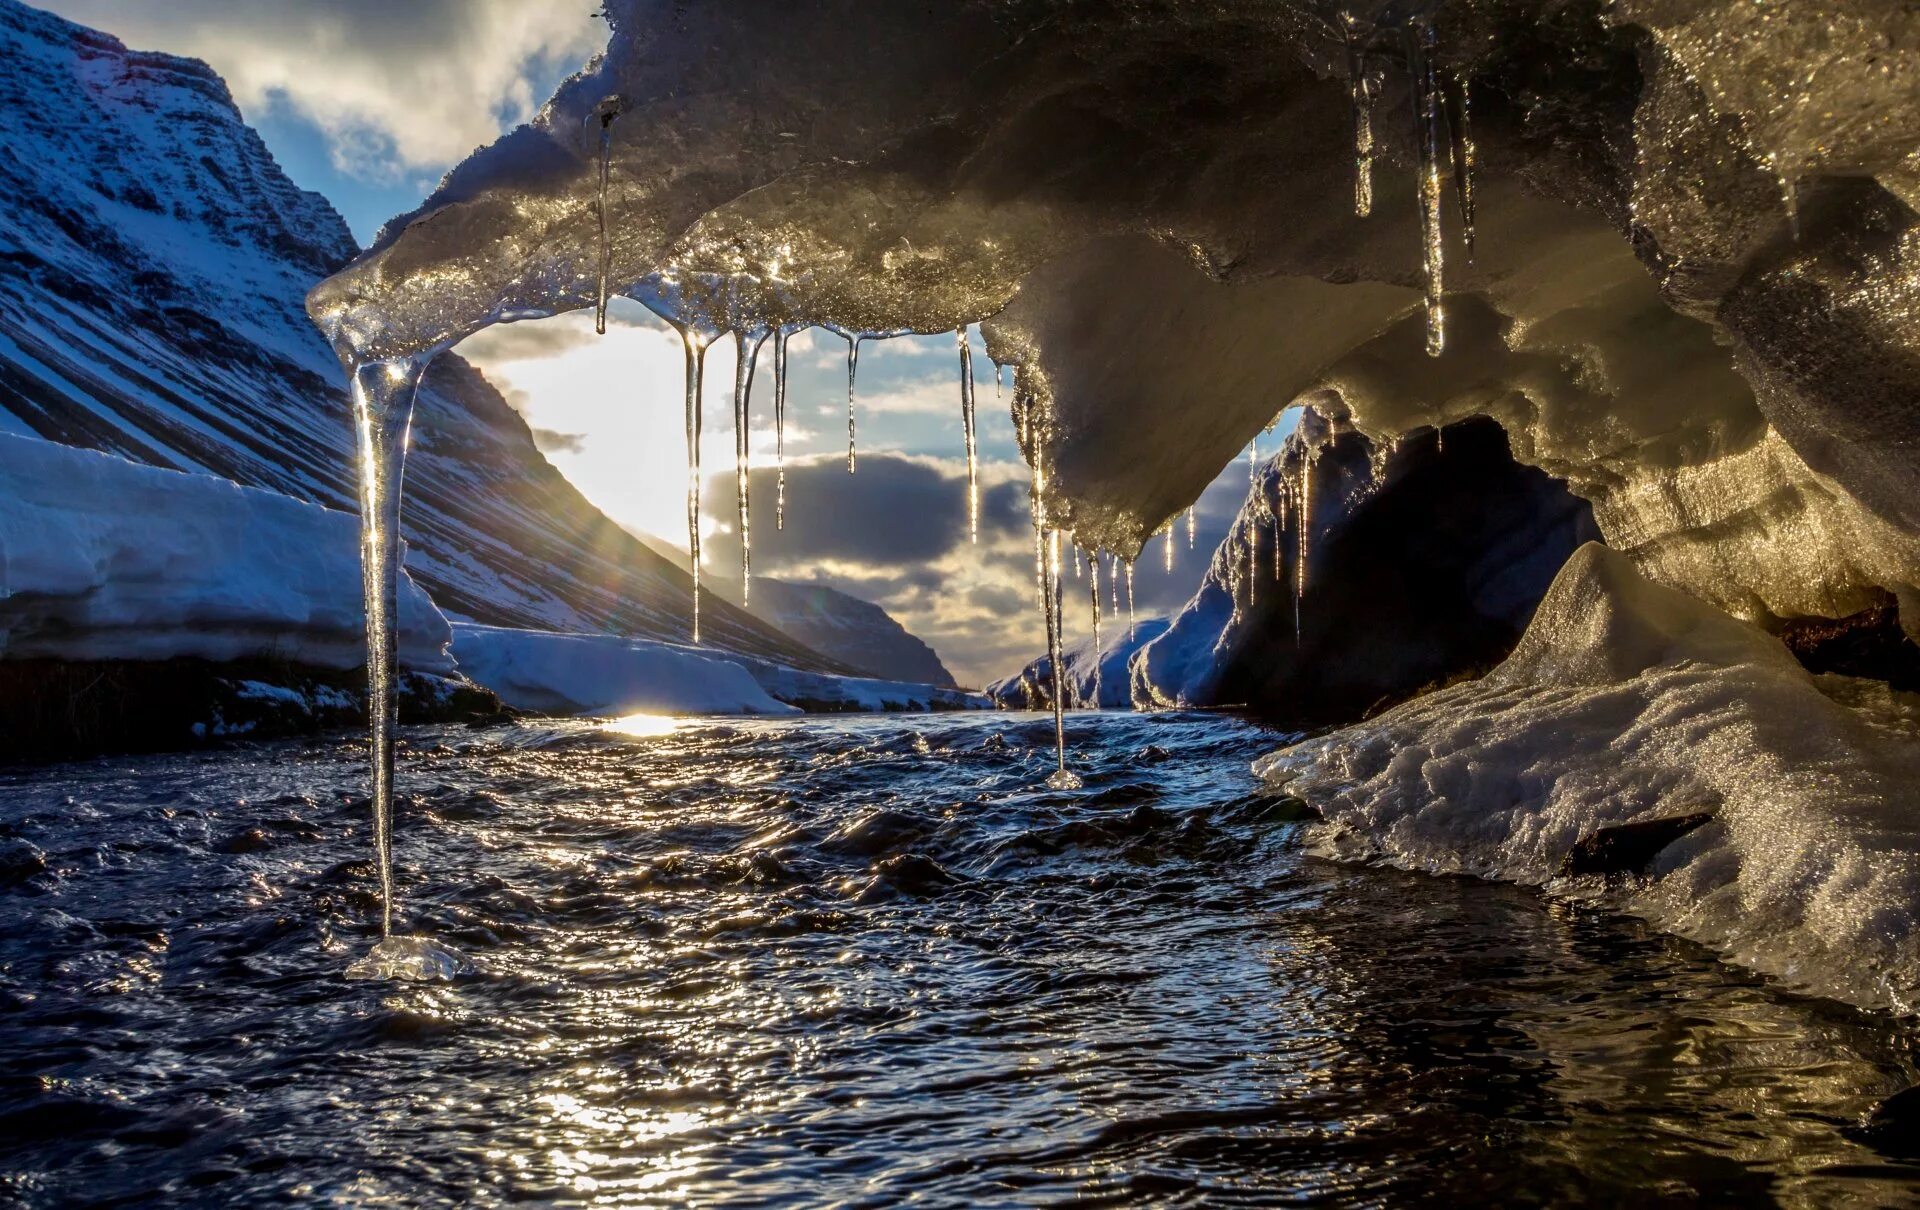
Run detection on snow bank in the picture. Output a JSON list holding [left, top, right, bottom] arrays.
[[0, 434, 450, 670], [449, 623, 797, 716], [450, 622, 990, 716], [1257, 543, 1920, 1012]]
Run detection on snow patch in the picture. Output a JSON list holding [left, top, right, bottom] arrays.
[[1257, 543, 1920, 1013], [0, 434, 450, 670]]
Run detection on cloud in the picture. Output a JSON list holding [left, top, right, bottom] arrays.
[[531, 428, 586, 455], [40, 0, 606, 178]]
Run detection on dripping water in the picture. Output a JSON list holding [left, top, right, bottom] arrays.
[[1107, 552, 1120, 617], [1125, 559, 1136, 642], [1187, 505, 1197, 549], [1045, 529, 1079, 789], [959, 327, 979, 543]]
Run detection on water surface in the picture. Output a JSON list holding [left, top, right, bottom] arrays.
[[1, 712, 1915, 1206]]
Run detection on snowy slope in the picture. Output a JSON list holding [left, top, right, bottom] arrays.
[[987, 618, 1169, 710], [0, 0, 830, 670], [0, 432, 450, 670], [744, 578, 956, 688]]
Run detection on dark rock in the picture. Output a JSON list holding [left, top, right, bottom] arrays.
[[1777, 600, 1920, 692], [0, 839, 47, 886], [217, 828, 274, 855], [1137, 412, 1602, 728], [871, 852, 957, 895], [1132, 744, 1172, 765], [1850, 1086, 1920, 1160], [0, 658, 512, 763], [1560, 811, 1716, 878]]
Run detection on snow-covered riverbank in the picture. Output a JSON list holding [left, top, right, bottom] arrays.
[[1258, 544, 1920, 1014]]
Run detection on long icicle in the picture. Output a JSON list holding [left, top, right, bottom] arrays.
[[1164, 524, 1174, 573], [1187, 505, 1196, 548], [732, 331, 763, 604], [959, 327, 978, 543], [348, 356, 428, 941], [1411, 15, 1446, 357], [1295, 461, 1312, 646], [844, 332, 860, 473], [1088, 551, 1102, 708], [1447, 73, 1477, 262], [1345, 16, 1375, 218], [594, 112, 615, 336], [773, 328, 789, 530], [683, 331, 707, 644], [1046, 528, 1078, 788], [1125, 559, 1136, 642], [1108, 552, 1120, 617]]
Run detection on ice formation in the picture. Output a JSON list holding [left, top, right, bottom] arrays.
[[302, 0, 1920, 973], [1258, 545, 1920, 1013]]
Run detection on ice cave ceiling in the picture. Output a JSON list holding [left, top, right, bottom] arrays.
[[307, 0, 1920, 635]]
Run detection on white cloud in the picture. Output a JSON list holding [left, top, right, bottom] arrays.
[[40, 0, 606, 178]]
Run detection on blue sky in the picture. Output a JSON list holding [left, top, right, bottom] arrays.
[[34, 0, 1268, 685]]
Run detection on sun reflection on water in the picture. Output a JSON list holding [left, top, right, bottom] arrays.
[[603, 713, 683, 738]]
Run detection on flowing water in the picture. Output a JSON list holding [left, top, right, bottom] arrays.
[[1, 711, 1916, 1207]]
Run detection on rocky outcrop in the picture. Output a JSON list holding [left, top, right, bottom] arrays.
[[0, 659, 508, 763], [1135, 411, 1599, 725]]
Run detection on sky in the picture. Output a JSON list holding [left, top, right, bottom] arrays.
[[37, 0, 1268, 686]]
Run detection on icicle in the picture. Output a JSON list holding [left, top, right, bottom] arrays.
[[1295, 461, 1313, 646], [682, 330, 708, 644], [1410, 16, 1446, 357], [1026, 397, 1079, 789], [1447, 73, 1477, 262], [594, 111, 615, 336], [345, 355, 430, 940], [959, 327, 979, 543], [1186, 505, 1196, 548], [844, 332, 860, 472], [1164, 524, 1174, 573], [1072, 539, 1082, 579], [773, 328, 789, 530], [1248, 519, 1258, 609], [994, 360, 1005, 400], [732, 330, 765, 604], [1125, 560, 1136, 642], [1345, 18, 1376, 219], [1249, 435, 1258, 482], [1088, 552, 1102, 708], [1108, 552, 1120, 616]]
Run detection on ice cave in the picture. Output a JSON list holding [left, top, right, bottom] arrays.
[[7, 0, 1920, 1200]]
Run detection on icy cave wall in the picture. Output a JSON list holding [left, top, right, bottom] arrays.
[[1135, 411, 1600, 724], [307, 0, 1920, 639]]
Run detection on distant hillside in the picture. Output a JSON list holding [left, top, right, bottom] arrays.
[[747, 578, 957, 688], [0, 0, 835, 670]]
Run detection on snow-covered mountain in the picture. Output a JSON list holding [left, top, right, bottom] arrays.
[[0, 0, 830, 671], [743, 578, 957, 688]]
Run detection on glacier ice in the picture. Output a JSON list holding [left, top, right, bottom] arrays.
[[297, 0, 1920, 982], [1257, 544, 1920, 1013]]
